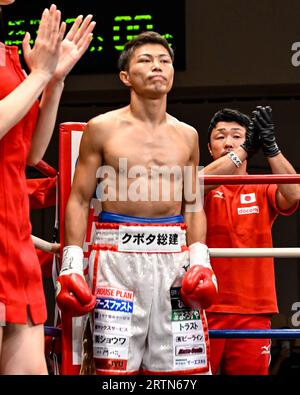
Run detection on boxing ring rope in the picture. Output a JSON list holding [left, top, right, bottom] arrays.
[[202, 173, 300, 257], [43, 326, 300, 339], [202, 173, 300, 340], [209, 248, 300, 258], [45, 326, 61, 337], [203, 174, 300, 185], [209, 329, 300, 339], [33, 235, 300, 258], [41, 172, 300, 345]]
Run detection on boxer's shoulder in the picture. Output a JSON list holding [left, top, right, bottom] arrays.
[[87, 109, 121, 128], [167, 114, 197, 135], [166, 114, 198, 149], [84, 109, 124, 142]]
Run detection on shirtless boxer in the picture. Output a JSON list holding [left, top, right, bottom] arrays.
[[56, 31, 217, 374]]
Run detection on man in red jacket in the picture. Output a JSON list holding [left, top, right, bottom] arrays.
[[204, 106, 300, 374]]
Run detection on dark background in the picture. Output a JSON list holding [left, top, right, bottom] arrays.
[[2, 0, 186, 73], [3, 0, 300, 327]]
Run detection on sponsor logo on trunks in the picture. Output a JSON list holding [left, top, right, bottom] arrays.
[[95, 357, 127, 371], [94, 345, 128, 359], [94, 310, 131, 323], [175, 334, 204, 343], [237, 205, 259, 215], [94, 333, 128, 348], [240, 192, 256, 204], [94, 323, 129, 334], [96, 286, 134, 301], [172, 310, 201, 322], [175, 344, 205, 356], [118, 226, 182, 252], [96, 298, 133, 313]]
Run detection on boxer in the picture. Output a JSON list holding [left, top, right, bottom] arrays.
[[56, 31, 217, 374]]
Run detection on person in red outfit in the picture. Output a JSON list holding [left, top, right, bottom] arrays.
[[204, 107, 300, 375], [0, 1, 95, 374]]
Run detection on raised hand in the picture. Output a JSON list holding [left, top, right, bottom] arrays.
[[240, 120, 261, 159], [22, 4, 66, 80], [51, 14, 96, 82], [252, 106, 281, 157]]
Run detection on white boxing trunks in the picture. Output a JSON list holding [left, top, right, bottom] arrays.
[[88, 212, 210, 375]]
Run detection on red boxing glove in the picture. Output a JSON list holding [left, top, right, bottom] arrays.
[[56, 246, 96, 317], [180, 242, 218, 309]]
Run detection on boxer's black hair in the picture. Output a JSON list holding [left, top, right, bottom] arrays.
[[118, 31, 174, 71], [208, 108, 251, 143]]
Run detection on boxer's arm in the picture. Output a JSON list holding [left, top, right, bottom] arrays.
[[252, 106, 300, 210], [203, 122, 259, 193], [204, 146, 248, 176], [180, 129, 218, 309], [203, 146, 248, 193], [65, 119, 103, 247], [182, 128, 206, 245], [269, 154, 300, 210], [56, 120, 101, 316]]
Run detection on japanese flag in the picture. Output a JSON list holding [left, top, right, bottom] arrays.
[[240, 193, 256, 204]]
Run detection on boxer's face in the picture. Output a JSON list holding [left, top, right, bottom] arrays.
[[119, 43, 174, 96], [208, 121, 246, 160]]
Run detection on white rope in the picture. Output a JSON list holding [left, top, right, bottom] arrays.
[[209, 248, 300, 258], [31, 235, 300, 258]]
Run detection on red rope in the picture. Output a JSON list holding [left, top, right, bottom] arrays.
[[202, 174, 300, 185]]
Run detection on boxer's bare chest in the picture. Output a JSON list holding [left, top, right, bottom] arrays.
[[102, 124, 191, 172]]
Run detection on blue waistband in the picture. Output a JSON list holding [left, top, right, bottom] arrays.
[[99, 211, 184, 224]]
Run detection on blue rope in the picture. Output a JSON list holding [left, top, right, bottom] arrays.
[[44, 326, 61, 337], [45, 326, 300, 339], [209, 329, 300, 339]]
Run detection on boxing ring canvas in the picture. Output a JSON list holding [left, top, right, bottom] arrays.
[[59, 122, 101, 374]]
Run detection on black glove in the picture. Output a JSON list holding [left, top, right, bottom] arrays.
[[240, 120, 260, 159], [252, 106, 281, 157]]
